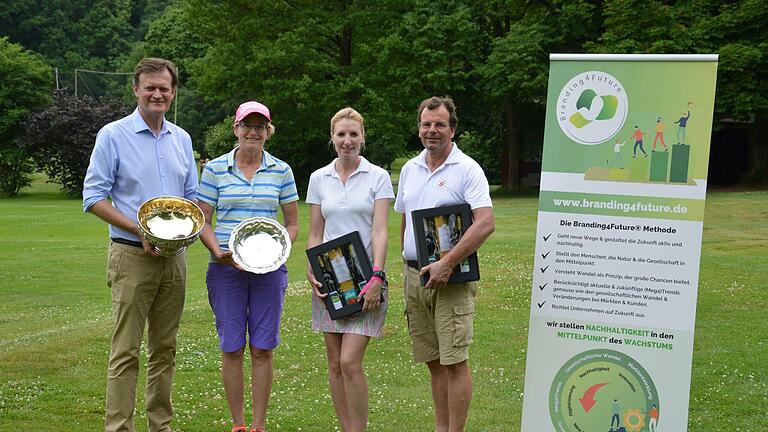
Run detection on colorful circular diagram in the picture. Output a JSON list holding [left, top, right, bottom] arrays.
[[549, 349, 659, 432]]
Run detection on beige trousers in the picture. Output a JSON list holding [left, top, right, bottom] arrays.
[[104, 242, 186, 432], [403, 263, 476, 365]]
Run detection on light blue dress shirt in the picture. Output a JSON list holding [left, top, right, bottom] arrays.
[[82, 108, 199, 241]]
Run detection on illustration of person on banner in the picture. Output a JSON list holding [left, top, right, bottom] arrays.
[[631, 126, 648, 158], [647, 404, 659, 432], [674, 101, 693, 144], [395, 95, 495, 432], [653, 116, 668, 151], [608, 138, 627, 167], [610, 398, 624, 429]]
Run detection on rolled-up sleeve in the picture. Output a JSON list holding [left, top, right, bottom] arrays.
[[182, 134, 199, 201], [82, 127, 116, 212]]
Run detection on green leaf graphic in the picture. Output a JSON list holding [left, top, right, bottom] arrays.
[[596, 95, 618, 120], [575, 89, 598, 110], [569, 112, 591, 128]]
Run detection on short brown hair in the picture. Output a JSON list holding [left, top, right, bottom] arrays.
[[417, 96, 458, 129], [133, 57, 178, 89]]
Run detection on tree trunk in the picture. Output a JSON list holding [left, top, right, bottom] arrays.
[[339, 24, 352, 67], [501, 98, 521, 190], [747, 116, 768, 182]]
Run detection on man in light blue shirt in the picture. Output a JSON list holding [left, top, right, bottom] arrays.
[[82, 57, 198, 432]]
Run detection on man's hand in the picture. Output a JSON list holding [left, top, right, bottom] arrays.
[[138, 235, 161, 257], [420, 259, 454, 290]]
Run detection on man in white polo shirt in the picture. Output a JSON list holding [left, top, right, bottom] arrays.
[[394, 96, 495, 432]]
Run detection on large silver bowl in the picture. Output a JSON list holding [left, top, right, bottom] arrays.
[[229, 217, 291, 274], [137, 196, 204, 256]]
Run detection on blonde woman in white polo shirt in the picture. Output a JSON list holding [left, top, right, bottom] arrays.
[[306, 107, 394, 432]]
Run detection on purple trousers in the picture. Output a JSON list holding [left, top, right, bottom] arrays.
[[206, 263, 288, 352]]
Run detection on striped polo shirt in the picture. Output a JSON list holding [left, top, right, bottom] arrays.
[[198, 146, 299, 250]]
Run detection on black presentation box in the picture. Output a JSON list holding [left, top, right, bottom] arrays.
[[306, 231, 378, 320], [411, 203, 480, 286]]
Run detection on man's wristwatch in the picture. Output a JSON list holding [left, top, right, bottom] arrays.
[[371, 270, 386, 282]]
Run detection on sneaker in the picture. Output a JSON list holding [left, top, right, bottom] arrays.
[[232, 427, 248, 432]]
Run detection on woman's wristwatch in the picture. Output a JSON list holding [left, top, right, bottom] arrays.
[[371, 269, 386, 282]]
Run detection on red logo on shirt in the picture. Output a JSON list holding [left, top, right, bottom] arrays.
[[437, 179, 446, 188]]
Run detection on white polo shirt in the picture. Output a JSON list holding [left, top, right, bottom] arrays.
[[306, 156, 395, 259], [394, 143, 492, 260]]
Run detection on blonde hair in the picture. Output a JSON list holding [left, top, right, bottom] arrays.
[[330, 107, 365, 137]]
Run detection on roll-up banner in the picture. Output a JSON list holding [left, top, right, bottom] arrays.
[[521, 54, 718, 432]]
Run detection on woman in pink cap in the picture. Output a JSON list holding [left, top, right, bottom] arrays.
[[198, 101, 299, 432], [306, 107, 394, 431]]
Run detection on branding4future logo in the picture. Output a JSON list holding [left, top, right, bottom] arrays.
[[557, 71, 628, 145]]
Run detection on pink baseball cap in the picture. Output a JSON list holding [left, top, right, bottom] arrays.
[[234, 101, 271, 125]]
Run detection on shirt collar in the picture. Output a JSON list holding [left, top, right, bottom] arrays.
[[227, 146, 277, 170], [131, 108, 170, 135], [323, 156, 372, 177], [415, 142, 461, 168]]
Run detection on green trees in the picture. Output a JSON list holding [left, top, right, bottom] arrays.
[[0, 37, 51, 196], [183, 1, 386, 186], [698, 0, 768, 181], [0, 0, 170, 92], [2, 0, 766, 194]]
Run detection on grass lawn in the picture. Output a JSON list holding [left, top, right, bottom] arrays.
[[0, 176, 766, 431]]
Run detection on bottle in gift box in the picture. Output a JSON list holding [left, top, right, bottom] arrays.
[[451, 214, 471, 273], [328, 291, 344, 310], [319, 255, 342, 300], [434, 213, 471, 273], [424, 217, 439, 263], [329, 247, 359, 304]]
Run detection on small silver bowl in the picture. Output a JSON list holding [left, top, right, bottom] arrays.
[[137, 196, 204, 256], [229, 217, 291, 274]]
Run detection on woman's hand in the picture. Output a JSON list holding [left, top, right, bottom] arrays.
[[359, 277, 383, 311], [215, 250, 244, 271], [307, 270, 327, 298]]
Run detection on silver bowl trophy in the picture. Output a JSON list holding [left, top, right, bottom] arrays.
[[137, 196, 204, 256], [229, 217, 292, 274]]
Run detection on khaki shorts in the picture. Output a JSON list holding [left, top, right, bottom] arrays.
[[403, 262, 476, 365]]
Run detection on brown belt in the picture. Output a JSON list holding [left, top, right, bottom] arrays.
[[406, 260, 419, 269]]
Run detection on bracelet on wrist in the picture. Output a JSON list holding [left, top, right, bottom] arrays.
[[371, 269, 386, 282]]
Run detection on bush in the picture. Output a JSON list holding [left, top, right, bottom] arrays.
[[23, 90, 131, 197], [459, 130, 501, 184], [0, 147, 34, 196], [0, 37, 51, 196], [203, 115, 236, 159]]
